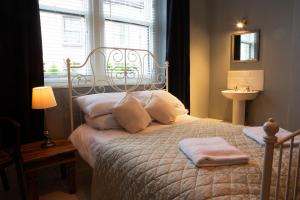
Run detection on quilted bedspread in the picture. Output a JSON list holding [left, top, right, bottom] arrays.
[[91, 119, 296, 200]]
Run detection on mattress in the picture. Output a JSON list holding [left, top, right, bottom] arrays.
[[69, 114, 199, 167]]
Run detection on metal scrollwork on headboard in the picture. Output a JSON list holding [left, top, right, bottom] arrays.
[[67, 47, 168, 96], [66, 47, 169, 131]]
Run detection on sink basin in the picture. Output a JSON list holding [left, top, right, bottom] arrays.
[[221, 90, 260, 125], [222, 90, 259, 101]]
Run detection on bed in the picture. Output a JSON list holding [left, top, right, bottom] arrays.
[[66, 47, 300, 200]]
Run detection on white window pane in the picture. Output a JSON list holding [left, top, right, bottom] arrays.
[[39, 0, 86, 13], [104, 0, 153, 24], [105, 21, 149, 49], [40, 11, 87, 79], [64, 31, 81, 44], [63, 16, 84, 46], [64, 17, 82, 31], [105, 0, 144, 9], [105, 21, 154, 77], [241, 33, 257, 60], [240, 43, 250, 60]]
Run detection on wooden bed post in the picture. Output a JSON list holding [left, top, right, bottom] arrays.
[[260, 118, 279, 200]]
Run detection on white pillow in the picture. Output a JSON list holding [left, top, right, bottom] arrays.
[[76, 90, 188, 118], [85, 114, 121, 130], [145, 94, 177, 124], [131, 90, 188, 115], [76, 92, 149, 118], [76, 92, 126, 118], [112, 94, 151, 133]]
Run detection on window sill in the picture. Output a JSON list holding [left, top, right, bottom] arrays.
[[45, 74, 162, 89]]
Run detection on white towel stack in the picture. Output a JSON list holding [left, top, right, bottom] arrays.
[[178, 137, 249, 167], [243, 126, 298, 146]]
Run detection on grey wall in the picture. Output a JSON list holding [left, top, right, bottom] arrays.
[[208, 0, 297, 129], [287, 0, 300, 130], [190, 0, 210, 117], [45, 88, 72, 139]]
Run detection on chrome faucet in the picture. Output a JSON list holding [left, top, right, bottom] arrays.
[[246, 86, 250, 92]]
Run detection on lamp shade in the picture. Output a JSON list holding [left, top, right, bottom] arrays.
[[32, 86, 57, 109]]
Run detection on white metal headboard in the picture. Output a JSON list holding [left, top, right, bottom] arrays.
[[66, 47, 169, 131]]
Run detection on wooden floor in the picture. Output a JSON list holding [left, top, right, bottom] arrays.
[[0, 158, 91, 200]]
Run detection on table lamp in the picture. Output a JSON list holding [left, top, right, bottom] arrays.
[[32, 86, 57, 148]]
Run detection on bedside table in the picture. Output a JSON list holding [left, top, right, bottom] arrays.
[[21, 139, 76, 200]]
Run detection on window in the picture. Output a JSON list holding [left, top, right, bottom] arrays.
[[39, 0, 160, 86]]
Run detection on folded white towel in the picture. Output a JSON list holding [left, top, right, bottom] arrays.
[[178, 137, 249, 167], [243, 127, 299, 146]]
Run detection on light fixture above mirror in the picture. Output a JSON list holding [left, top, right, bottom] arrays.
[[236, 18, 247, 29]]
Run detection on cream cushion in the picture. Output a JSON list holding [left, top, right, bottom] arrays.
[[145, 94, 177, 124], [85, 114, 121, 130], [112, 94, 152, 133]]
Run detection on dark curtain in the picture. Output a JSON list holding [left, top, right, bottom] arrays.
[[0, 0, 44, 143], [166, 0, 190, 111]]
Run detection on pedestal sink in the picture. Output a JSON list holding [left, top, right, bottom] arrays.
[[222, 90, 259, 125]]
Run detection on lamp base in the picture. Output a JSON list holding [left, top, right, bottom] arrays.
[[41, 130, 56, 149], [41, 139, 56, 148]]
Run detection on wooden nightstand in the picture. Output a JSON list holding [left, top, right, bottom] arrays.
[[21, 139, 76, 200]]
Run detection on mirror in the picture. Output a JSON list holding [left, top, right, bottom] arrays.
[[231, 31, 259, 62]]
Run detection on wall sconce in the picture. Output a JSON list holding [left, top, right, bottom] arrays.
[[236, 18, 247, 29]]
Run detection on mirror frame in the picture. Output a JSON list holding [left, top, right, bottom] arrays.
[[231, 30, 260, 63]]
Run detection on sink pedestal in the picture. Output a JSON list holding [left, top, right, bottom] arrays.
[[222, 90, 259, 126], [232, 100, 245, 125]]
